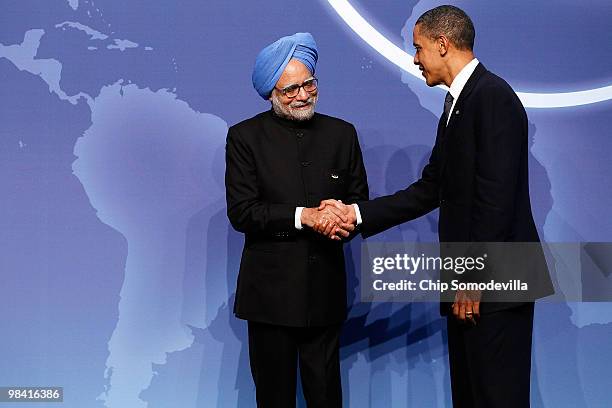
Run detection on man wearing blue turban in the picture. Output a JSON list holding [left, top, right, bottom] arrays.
[[252, 32, 319, 100], [225, 32, 369, 407]]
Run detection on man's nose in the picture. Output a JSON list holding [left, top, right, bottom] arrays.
[[296, 86, 309, 101]]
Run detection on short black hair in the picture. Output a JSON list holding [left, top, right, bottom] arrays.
[[416, 5, 475, 51]]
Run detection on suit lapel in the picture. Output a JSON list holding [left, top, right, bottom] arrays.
[[438, 63, 487, 177], [445, 63, 487, 131]]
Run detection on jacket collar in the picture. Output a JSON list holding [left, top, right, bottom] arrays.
[[453, 63, 486, 109], [268, 108, 316, 129], [445, 63, 487, 128]]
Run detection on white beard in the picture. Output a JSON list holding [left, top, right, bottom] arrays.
[[271, 92, 318, 121]]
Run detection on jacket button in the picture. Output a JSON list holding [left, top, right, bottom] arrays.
[[301, 161, 310, 167], [296, 132, 304, 138]]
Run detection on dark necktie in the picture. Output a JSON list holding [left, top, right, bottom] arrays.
[[444, 92, 454, 121]]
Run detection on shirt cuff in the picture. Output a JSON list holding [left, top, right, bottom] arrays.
[[352, 204, 362, 226], [295, 207, 305, 230]]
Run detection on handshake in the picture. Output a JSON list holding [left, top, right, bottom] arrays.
[[300, 199, 357, 241]]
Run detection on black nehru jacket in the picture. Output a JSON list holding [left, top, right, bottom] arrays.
[[225, 110, 369, 327]]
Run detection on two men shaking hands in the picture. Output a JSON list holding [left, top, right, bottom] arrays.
[[227, 5, 554, 407], [300, 199, 357, 240]]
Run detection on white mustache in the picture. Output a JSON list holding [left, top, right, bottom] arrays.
[[290, 98, 315, 108]]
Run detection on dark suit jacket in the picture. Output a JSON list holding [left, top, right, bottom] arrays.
[[358, 63, 553, 313], [225, 110, 369, 327]]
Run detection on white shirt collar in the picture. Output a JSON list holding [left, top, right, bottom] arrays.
[[448, 57, 479, 101], [446, 58, 479, 125]]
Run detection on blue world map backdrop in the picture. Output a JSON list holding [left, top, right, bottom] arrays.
[[1, 1, 611, 407]]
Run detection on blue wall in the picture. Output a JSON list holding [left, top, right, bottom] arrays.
[[1, 1, 611, 407]]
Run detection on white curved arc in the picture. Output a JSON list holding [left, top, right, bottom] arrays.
[[327, 0, 612, 108], [516, 86, 612, 108]]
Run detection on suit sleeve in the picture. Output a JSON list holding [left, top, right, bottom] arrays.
[[470, 86, 525, 241], [357, 133, 441, 238], [225, 126, 295, 235], [341, 125, 369, 242]]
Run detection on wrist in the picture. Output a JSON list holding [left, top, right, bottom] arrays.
[[347, 205, 357, 224], [300, 207, 316, 228]]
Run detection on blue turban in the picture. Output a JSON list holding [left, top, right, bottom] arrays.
[[252, 32, 318, 100]]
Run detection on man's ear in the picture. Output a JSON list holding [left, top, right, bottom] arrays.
[[438, 35, 449, 56]]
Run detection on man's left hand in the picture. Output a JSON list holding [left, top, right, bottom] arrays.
[[452, 290, 481, 324]]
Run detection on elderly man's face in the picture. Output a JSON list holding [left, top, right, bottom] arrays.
[[413, 24, 445, 87], [270, 59, 318, 121]]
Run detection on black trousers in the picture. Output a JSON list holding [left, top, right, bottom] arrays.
[[247, 321, 342, 408], [446, 303, 535, 408]]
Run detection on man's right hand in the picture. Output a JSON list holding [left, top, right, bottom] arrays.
[[316, 199, 358, 240], [318, 199, 357, 225], [301, 205, 354, 240]]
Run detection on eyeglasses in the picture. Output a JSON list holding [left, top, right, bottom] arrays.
[[276, 77, 318, 98]]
